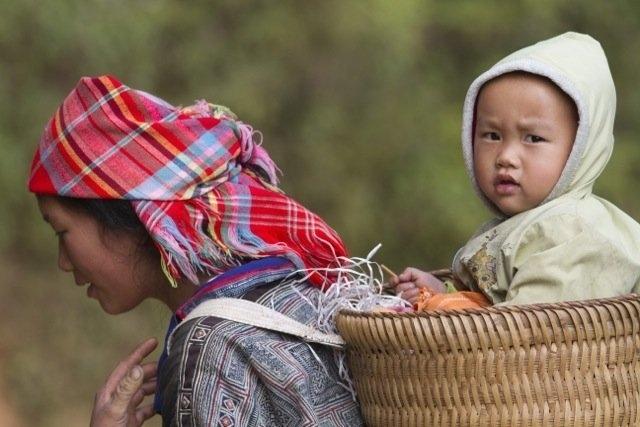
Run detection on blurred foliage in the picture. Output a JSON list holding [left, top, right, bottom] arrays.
[[2, 0, 640, 425]]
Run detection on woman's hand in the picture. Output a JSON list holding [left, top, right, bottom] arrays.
[[392, 267, 445, 305], [90, 338, 159, 427]]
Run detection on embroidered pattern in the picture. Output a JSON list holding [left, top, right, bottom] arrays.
[[164, 282, 362, 426], [462, 230, 498, 292]]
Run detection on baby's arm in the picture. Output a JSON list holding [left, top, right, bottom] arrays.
[[501, 214, 640, 305], [392, 267, 446, 305]]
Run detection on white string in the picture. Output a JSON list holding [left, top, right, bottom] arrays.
[[287, 244, 410, 401]]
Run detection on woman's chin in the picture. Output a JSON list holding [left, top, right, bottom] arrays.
[[97, 298, 129, 315]]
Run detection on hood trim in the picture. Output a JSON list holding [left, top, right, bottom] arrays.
[[461, 58, 590, 218]]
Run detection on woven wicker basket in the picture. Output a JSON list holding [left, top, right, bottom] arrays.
[[336, 294, 640, 426]]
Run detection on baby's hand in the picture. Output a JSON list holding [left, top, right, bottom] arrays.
[[392, 267, 446, 305]]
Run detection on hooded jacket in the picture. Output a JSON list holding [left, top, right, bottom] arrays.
[[452, 32, 640, 305]]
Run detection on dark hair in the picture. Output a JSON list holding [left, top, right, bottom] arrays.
[[58, 197, 158, 258], [57, 197, 244, 281]]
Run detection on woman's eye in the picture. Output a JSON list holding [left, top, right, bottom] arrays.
[[526, 135, 546, 143]]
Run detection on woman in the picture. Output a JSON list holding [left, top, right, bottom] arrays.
[[29, 75, 362, 426]]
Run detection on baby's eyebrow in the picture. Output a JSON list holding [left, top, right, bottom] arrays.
[[516, 118, 554, 131], [476, 117, 501, 127]]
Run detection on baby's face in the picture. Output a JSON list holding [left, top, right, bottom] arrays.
[[473, 73, 578, 216]]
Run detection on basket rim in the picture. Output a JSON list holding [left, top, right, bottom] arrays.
[[337, 292, 640, 319]]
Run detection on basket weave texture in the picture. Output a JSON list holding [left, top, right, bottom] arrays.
[[336, 294, 640, 426]]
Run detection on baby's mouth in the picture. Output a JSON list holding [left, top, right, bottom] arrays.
[[494, 176, 520, 194]]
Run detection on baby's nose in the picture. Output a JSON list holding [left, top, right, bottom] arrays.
[[495, 144, 521, 168]]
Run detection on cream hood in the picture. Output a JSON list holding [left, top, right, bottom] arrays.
[[453, 32, 640, 305], [461, 32, 616, 217]]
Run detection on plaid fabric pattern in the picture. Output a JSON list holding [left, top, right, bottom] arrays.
[[28, 75, 347, 286]]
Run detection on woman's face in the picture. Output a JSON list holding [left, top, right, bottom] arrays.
[[37, 196, 163, 314]]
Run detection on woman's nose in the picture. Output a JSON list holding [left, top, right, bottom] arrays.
[[58, 242, 73, 272]]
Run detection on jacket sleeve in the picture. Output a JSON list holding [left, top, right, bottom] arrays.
[[498, 214, 640, 306]]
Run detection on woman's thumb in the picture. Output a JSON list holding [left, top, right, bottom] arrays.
[[111, 366, 143, 413]]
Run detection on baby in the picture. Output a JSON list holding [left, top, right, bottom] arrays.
[[394, 32, 640, 306]]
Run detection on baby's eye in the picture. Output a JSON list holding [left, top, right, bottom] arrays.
[[483, 132, 500, 141], [525, 134, 546, 143]]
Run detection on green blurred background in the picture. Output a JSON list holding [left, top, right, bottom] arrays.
[[2, 1, 640, 425]]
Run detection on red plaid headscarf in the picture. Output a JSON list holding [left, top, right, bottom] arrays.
[[28, 75, 347, 287]]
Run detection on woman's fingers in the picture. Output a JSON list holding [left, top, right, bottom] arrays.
[[128, 378, 148, 410], [110, 365, 144, 415], [140, 361, 158, 381], [135, 404, 156, 424], [103, 338, 158, 396], [90, 338, 158, 427], [128, 379, 157, 418], [141, 379, 157, 395]]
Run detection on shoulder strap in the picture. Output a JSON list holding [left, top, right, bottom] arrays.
[[168, 298, 344, 353]]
